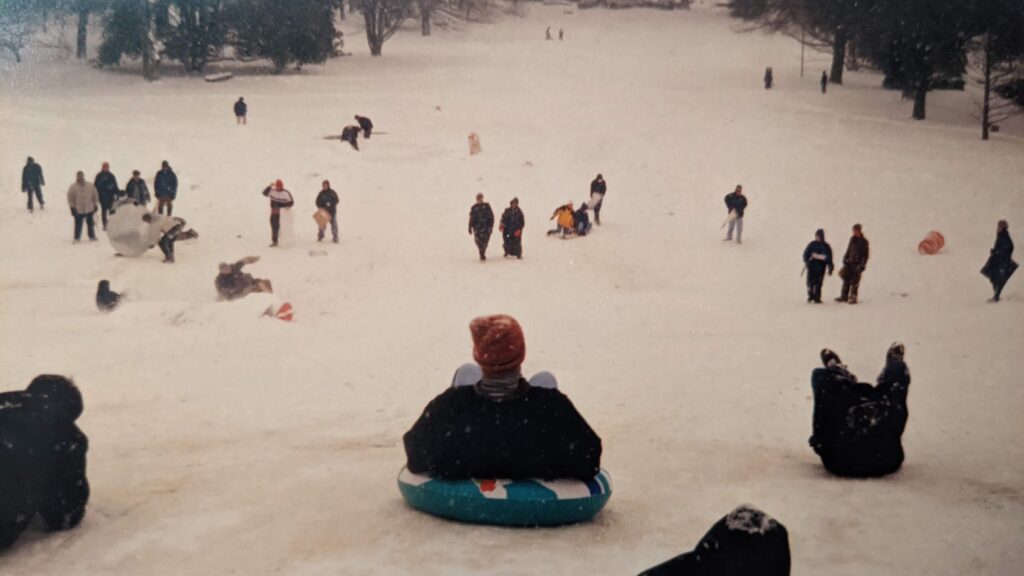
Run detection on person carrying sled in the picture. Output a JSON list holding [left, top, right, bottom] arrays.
[[94, 162, 120, 231], [500, 197, 525, 259], [354, 115, 373, 138], [341, 125, 361, 150], [403, 314, 603, 481], [262, 179, 294, 247], [547, 201, 575, 236], [981, 220, 1017, 302], [22, 156, 45, 212], [802, 228, 834, 303], [723, 184, 747, 243], [590, 173, 607, 225], [468, 193, 495, 261], [836, 223, 869, 304], [215, 256, 273, 301], [315, 180, 340, 243]]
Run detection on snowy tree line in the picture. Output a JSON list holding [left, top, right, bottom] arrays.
[[727, 0, 1024, 139]]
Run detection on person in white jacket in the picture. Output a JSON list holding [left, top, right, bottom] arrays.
[[67, 171, 99, 243]]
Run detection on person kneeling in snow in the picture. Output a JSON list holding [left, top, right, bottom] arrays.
[[215, 256, 273, 301], [547, 201, 575, 236], [0, 375, 90, 551], [574, 202, 593, 236], [809, 343, 910, 478], [403, 314, 603, 481]]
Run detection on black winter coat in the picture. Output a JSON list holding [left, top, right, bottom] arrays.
[[639, 506, 791, 576], [234, 100, 247, 116], [22, 162, 44, 191], [803, 240, 834, 275], [155, 169, 178, 200], [842, 235, 870, 270], [316, 188, 339, 216], [500, 206, 525, 236], [403, 383, 602, 481], [469, 202, 494, 236], [591, 178, 606, 195], [94, 171, 120, 207], [724, 192, 747, 217], [809, 360, 910, 478], [355, 115, 373, 132], [125, 178, 150, 204], [0, 376, 89, 550], [982, 229, 1017, 286]]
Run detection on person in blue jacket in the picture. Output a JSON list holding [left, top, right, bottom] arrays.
[[802, 229, 834, 303], [154, 161, 178, 216]]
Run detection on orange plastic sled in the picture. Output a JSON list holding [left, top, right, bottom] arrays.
[[918, 231, 945, 255]]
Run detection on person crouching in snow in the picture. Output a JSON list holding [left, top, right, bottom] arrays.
[[263, 179, 294, 247], [809, 343, 910, 478], [403, 314, 603, 481], [574, 202, 593, 236], [355, 115, 373, 138], [215, 256, 273, 301], [341, 125, 361, 151], [547, 201, 575, 236]]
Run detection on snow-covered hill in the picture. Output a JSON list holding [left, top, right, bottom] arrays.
[[1, 4, 1022, 575]]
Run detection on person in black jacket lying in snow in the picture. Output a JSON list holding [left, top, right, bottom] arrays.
[[403, 314, 602, 481]]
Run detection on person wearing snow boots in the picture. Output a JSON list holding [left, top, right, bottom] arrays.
[[403, 314, 603, 481], [263, 179, 294, 247], [590, 174, 607, 225], [981, 220, 1017, 302], [94, 162, 120, 231], [22, 156, 45, 212], [67, 171, 99, 243], [468, 193, 494, 261], [154, 161, 178, 216], [802, 229, 834, 303], [315, 180, 340, 243], [809, 343, 911, 478], [837, 223, 869, 304], [500, 197, 525, 258]]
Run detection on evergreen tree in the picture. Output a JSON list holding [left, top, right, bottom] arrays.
[[98, 0, 159, 79], [228, 0, 338, 73], [155, 0, 227, 72]]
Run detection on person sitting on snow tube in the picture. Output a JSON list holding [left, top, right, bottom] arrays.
[[809, 343, 910, 478], [638, 505, 791, 576], [403, 314, 602, 481], [0, 375, 90, 550]]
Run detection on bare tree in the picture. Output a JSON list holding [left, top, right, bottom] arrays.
[[417, 0, 439, 36], [974, 32, 1024, 140], [360, 0, 410, 56], [0, 1, 45, 63]]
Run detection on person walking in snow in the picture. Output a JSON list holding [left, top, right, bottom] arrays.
[[124, 170, 151, 207], [547, 201, 575, 236], [820, 71, 829, 94], [723, 184, 748, 243], [262, 179, 294, 247], [355, 115, 373, 138], [154, 161, 178, 216], [574, 202, 592, 236], [981, 220, 1017, 303], [341, 125, 361, 151], [803, 229, 834, 303], [837, 223, 869, 304], [67, 171, 99, 243], [315, 179, 340, 243], [764, 67, 773, 89], [22, 156, 45, 213], [94, 162, 120, 231], [590, 174, 607, 225], [234, 97, 247, 125], [469, 193, 495, 261], [500, 197, 525, 259], [559, 28, 564, 41]]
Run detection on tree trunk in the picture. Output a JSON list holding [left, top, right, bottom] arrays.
[[364, 9, 382, 56], [421, 11, 430, 36], [339, 0, 346, 20], [77, 7, 89, 59], [912, 83, 927, 120], [982, 33, 992, 140], [829, 28, 847, 85]]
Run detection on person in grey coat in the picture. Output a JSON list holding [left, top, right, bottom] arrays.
[[67, 171, 99, 243]]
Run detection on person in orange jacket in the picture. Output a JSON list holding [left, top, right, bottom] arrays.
[[547, 201, 574, 236]]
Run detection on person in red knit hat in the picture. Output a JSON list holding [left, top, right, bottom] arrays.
[[262, 179, 294, 247], [403, 314, 602, 481]]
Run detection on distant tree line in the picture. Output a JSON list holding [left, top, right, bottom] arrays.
[[727, 0, 1024, 139]]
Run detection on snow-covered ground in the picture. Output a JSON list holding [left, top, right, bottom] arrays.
[[2, 4, 1023, 575]]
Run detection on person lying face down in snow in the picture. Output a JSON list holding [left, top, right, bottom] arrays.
[[0, 375, 90, 550], [638, 505, 791, 576], [215, 256, 273, 301], [809, 343, 910, 478], [403, 314, 603, 481]]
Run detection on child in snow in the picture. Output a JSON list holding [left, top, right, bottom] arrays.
[[802, 229, 834, 303], [836, 223, 869, 304], [403, 315, 603, 481], [468, 193, 494, 260], [263, 179, 295, 247], [215, 256, 273, 301], [809, 343, 910, 478]]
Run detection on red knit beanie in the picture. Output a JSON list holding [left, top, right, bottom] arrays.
[[470, 315, 526, 377]]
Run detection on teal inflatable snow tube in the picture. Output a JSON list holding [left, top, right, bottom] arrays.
[[397, 466, 612, 527]]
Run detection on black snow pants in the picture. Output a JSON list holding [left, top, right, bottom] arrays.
[[807, 268, 825, 303], [474, 232, 491, 260]]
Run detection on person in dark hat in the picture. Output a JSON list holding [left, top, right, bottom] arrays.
[[94, 161, 120, 230], [96, 280, 122, 312], [981, 220, 1017, 302], [500, 197, 525, 258], [837, 223, 869, 304], [468, 193, 494, 261], [234, 97, 247, 125], [21, 156, 45, 212], [403, 315, 603, 480], [154, 160, 178, 216], [802, 229, 834, 303]]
